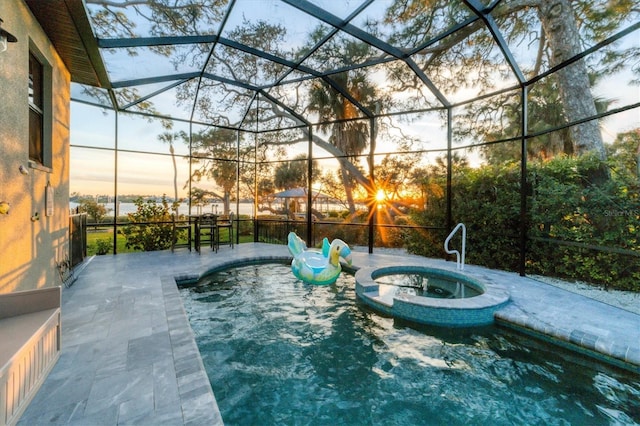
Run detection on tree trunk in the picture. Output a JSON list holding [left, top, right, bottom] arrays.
[[537, 0, 607, 161], [340, 167, 357, 214], [223, 192, 231, 215], [170, 143, 179, 216]]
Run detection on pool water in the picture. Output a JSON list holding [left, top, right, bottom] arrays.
[[180, 263, 640, 426], [374, 273, 482, 299]]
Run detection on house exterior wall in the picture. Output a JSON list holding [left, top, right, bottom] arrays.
[[0, 1, 70, 293]]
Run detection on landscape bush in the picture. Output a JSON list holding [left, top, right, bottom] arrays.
[[406, 155, 639, 291], [93, 238, 111, 255], [121, 196, 185, 251]]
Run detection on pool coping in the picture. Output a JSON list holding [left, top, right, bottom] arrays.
[[161, 275, 223, 425]]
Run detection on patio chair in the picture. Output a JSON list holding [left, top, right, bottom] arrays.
[[171, 215, 192, 252], [197, 213, 217, 252], [216, 212, 234, 250]]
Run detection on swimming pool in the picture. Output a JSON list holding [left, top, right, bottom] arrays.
[[180, 263, 640, 425]]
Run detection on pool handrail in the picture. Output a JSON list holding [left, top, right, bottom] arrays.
[[444, 223, 466, 270]]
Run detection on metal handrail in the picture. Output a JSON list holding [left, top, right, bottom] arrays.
[[444, 223, 466, 270]]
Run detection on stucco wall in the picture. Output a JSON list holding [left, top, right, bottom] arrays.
[[0, 1, 70, 293]]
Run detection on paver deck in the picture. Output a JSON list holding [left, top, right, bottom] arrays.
[[18, 243, 640, 425]]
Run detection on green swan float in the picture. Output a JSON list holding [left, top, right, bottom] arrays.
[[287, 232, 352, 285]]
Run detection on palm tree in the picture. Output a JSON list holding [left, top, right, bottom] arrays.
[[158, 132, 181, 215], [308, 70, 378, 213]]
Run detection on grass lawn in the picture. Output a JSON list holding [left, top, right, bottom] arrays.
[[86, 226, 254, 256], [86, 228, 129, 255]]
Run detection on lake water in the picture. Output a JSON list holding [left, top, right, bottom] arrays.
[[70, 200, 350, 218], [70, 202, 257, 217]]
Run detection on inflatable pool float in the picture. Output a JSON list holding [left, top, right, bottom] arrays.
[[287, 232, 352, 285]]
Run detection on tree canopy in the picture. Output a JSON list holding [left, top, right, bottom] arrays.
[[83, 0, 639, 205]]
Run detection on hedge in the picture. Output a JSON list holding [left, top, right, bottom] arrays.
[[406, 155, 639, 292]]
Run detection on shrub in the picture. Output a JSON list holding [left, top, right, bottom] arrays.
[[236, 214, 254, 236], [94, 238, 111, 255], [77, 197, 110, 223], [406, 156, 639, 291], [121, 196, 183, 251]]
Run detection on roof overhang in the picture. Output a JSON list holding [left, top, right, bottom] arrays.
[[25, 0, 110, 88]]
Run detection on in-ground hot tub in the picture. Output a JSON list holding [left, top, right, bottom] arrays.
[[355, 265, 510, 327]]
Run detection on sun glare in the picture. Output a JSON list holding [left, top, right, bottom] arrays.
[[375, 189, 386, 203]]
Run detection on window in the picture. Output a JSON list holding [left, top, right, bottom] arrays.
[[29, 52, 44, 164], [28, 49, 52, 170]]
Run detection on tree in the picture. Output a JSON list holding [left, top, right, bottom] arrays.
[[121, 195, 180, 251], [536, 0, 605, 159], [84, 0, 638, 199], [189, 187, 213, 212], [83, 4, 384, 213], [307, 66, 380, 213], [158, 131, 183, 215], [608, 129, 640, 179], [431, 153, 469, 175], [479, 79, 574, 163], [385, 0, 638, 163], [375, 153, 422, 204], [256, 178, 278, 214], [187, 127, 239, 214], [273, 154, 319, 190], [410, 153, 469, 211], [77, 197, 109, 224]]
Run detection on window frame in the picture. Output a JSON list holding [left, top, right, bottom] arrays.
[[28, 45, 52, 172]]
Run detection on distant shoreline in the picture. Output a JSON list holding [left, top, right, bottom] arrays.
[[70, 201, 257, 217], [69, 200, 350, 217]]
